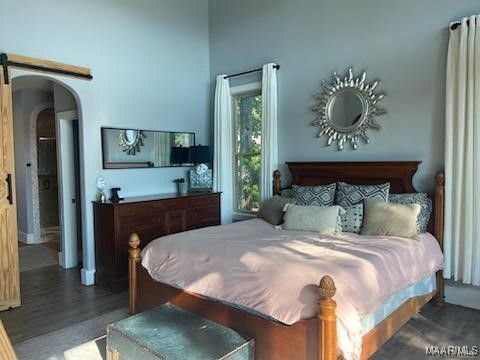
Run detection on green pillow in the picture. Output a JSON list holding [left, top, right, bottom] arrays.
[[282, 204, 345, 234], [361, 199, 421, 239], [258, 195, 296, 225]]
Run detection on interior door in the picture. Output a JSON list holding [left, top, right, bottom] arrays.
[[0, 66, 20, 311], [56, 114, 78, 268]]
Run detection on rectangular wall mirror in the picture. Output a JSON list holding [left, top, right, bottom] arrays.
[[101, 127, 195, 169]]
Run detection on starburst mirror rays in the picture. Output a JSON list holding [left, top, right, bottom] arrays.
[[312, 68, 386, 150]]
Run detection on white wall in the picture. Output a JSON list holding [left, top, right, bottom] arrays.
[[12, 89, 53, 241], [2, 0, 211, 284], [209, 0, 480, 192], [53, 83, 77, 113]]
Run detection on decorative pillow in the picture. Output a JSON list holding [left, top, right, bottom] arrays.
[[388, 193, 432, 233], [258, 195, 297, 225], [340, 203, 363, 233], [280, 189, 295, 199], [336, 182, 390, 208], [283, 204, 345, 234], [292, 183, 336, 207], [361, 199, 421, 239]]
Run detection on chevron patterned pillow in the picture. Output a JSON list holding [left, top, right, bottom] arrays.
[[292, 183, 336, 207], [336, 182, 390, 208]]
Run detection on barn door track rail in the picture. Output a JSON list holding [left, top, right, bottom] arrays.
[[0, 53, 92, 84]]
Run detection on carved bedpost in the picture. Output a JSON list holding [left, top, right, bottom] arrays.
[[433, 171, 445, 307], [129, 233, 141, 314], [273, 169, 281, 195], [318, 275, 337, 360]]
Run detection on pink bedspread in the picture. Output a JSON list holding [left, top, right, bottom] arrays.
[[141, 218, 443, 360]]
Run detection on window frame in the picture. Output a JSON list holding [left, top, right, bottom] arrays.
[[230, 82, 262, 217]]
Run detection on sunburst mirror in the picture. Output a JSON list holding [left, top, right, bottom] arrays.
[[118, 129, 145, 155], [312, 68, 386, 150]]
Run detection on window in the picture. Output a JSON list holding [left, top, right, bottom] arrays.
[[233, 90, 262, 214]]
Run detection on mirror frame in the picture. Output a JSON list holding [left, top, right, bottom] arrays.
[[101, 127, 196, 169], [312, 68, 386, 150]]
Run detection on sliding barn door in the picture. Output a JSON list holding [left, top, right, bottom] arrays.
[[0, 67, 20, 311]]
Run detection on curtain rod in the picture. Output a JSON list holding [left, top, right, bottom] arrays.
[[450, 20, 469, 31], [224, 64, 280, 79]]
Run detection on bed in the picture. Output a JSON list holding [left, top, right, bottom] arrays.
[[128, 161, 445, 360]]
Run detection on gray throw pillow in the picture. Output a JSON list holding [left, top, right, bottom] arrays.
[[336, 182, 390, 208], [258, 195, 296, 225], [283, 204, 345, 234], [292, 183, 336, 207], [388, 193, 432, 233], [280, 189, 294, 199], [340, 203, 363, 233], [361, 199, 421, 239]]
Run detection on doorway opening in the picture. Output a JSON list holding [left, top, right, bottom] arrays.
[[12, 76, 82, 273]]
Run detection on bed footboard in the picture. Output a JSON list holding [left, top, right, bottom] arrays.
[[128, 233, 141, 314], [317, 275, 338, 360]]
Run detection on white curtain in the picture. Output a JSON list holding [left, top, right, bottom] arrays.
[[260, 63, 279, 202], [445, 15, 480, 286], [213, 75, 234, 224]]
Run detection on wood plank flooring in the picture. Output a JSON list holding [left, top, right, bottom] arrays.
[[0, 265, 127, 344]]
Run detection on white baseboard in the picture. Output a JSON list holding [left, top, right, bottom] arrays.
[[18, 231, 39, 244], [445, 280, 480, 310], [81, 268, 96, 286]]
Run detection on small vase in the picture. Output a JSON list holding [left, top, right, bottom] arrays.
[[177, 182, 188, 195]]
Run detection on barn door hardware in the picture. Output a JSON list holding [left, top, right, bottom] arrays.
[[0, 53, 93, 84]]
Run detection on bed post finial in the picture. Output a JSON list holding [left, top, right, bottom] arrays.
[[273, 169, 281, 195], [129, 233, 141, 314], [318, 275, 337, 360], [433, 171, 445, 307]]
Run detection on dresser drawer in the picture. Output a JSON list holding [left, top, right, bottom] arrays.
[[118, 199, 187, 217], [119, 213, 164, 235], [187, 205, 220, 227], [188, 194, 219, 208], [118, 202, 162, 217]]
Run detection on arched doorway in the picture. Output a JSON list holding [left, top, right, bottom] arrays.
[[12, 75, 82, 271]]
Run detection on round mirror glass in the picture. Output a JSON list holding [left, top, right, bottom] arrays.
[[328, 90, 364, 129], [124, 130, 137, 145]]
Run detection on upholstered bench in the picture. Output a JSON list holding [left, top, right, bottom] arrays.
[[106, 303, 255, 360]]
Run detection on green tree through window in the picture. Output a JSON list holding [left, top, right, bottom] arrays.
[[234, 93, 262, 213]]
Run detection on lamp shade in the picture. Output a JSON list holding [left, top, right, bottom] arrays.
[[170, 146, 189, 164], [188, 145, 212, 164]]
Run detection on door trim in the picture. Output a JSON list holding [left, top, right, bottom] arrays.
[[56, 110, 79, 269]]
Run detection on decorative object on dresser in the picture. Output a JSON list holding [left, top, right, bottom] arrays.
[[188, 145, 213, 191], [96, 175, 106, 203], [173, 178, 188, 195], [312, 68, 387, 150], [109, 187, 123, 203], [93, 191, 220, 288]]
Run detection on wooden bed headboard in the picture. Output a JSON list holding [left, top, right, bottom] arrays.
[[283, 161, 421, 193]]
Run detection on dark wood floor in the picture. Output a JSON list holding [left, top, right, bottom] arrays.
[[373, 303, 480, 359], [0, 265, 127, 344]]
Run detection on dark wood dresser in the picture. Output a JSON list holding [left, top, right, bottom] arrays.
[[93, 192, 220, 288]]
